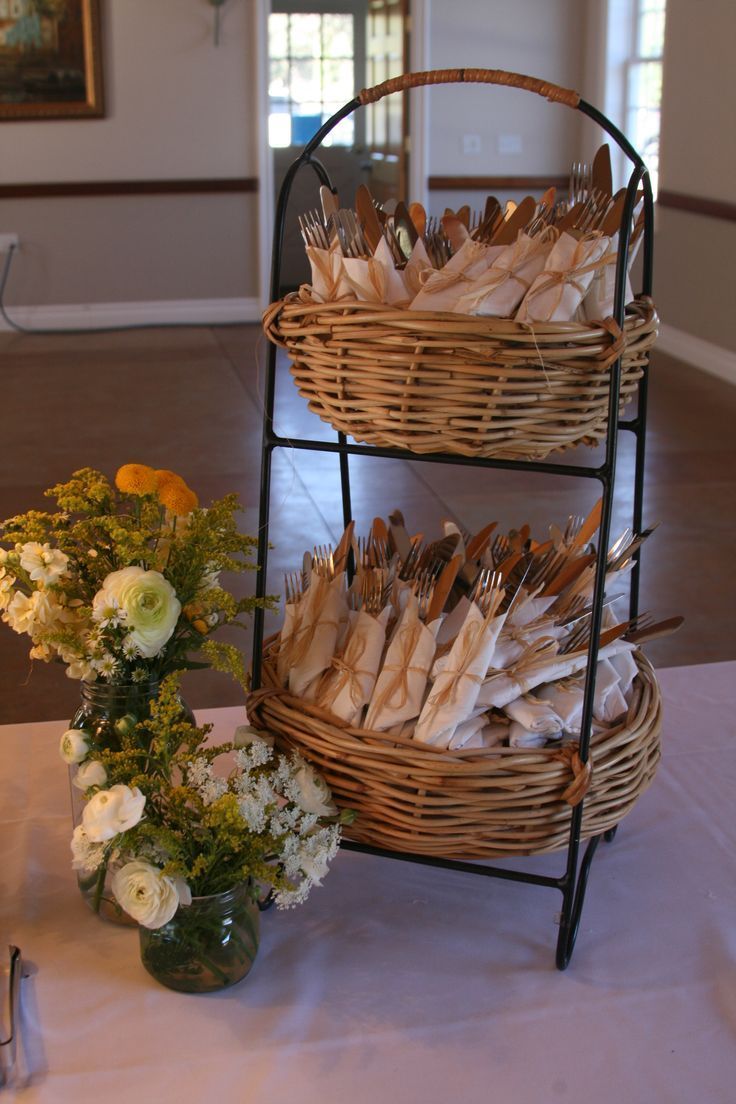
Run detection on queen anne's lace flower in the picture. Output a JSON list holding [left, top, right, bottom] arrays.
[[70, 824, 107, 873]]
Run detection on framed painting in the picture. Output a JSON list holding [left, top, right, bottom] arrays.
[[0, 0, 103, 120]]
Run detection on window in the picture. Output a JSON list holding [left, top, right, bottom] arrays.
[[625, 0, 667, 197], [268, 12, 355, 148]]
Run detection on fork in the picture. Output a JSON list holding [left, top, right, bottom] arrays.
[[312, 544, 336, 580], [568, 160, 592, 206], [284, 571, 306, 605]]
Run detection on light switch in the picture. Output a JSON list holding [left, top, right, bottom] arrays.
[[498, 134, 523, 155]]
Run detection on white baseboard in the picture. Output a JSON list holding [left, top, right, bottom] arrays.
[[0, 297, 261, 332], [658, 323, 736, 386]]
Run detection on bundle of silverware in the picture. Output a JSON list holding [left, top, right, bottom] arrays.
[[274, 504, 681, 750], [297, 142, 644, 323]]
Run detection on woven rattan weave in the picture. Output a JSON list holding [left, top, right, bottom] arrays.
[[263, 295, 657, 461], [247, 650, 661, 861]]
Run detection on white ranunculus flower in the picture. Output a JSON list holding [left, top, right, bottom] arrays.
[[111, 861, 192, 928], [291, 759, 337, 817], [233, 724, 274, 749], [19, 541, 69, 586], [70, 824, 107, 874], [72, 759, 108, 790], [94, 567, 181, 659], [59, 728, 90, 764], [82, 783, 146, 842]]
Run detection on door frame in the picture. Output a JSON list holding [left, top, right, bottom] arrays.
[[254, 0, 429, 308]]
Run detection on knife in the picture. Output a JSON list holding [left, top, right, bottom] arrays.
[[591, 143, 613, 199]]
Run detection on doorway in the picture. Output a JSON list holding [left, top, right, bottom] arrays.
[[264, 0, 410, 291]]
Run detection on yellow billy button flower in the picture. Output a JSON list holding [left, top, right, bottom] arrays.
[[155, 470, 199, 517], [115, 463, 159, 496]]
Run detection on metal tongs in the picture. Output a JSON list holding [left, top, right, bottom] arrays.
[[0, 945, 22, 1087]]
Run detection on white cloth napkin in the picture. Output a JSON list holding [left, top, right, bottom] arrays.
[[454, 231, 554, 318], [305, 243, 348, 302], [364, 597, 439, 731], [409, 239, 502, 313], [508, 722, 549, 749], [491, 620, 564, 669], [414, 605, 506, 748], [288, 570, 347, 700], [276, 599, 299, 686], [476, 638, 638, 710], [316, 607, 391, 725], [516, 231, 612, 323], [582, 231, 636, 321], [402, 238, 434, 298], [504, 695, 564, 736]]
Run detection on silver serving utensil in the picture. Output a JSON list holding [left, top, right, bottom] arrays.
[[0, 945, 21, 1087]]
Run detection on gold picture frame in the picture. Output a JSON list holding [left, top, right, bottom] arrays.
[[0, 0, 103, 121]]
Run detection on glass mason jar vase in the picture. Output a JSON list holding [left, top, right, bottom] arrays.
[[139, 884, 260, 993], [69, 678, 195, 924]]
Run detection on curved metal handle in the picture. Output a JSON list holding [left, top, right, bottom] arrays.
[[358, 67, 580, 108]]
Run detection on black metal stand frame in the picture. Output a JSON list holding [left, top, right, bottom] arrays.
[[251, 75, 654, 969]]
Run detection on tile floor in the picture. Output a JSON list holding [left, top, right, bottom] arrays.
[[1, 324, 734, 724]]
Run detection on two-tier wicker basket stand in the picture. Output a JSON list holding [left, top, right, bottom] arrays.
[[249, 69, 658, 969]]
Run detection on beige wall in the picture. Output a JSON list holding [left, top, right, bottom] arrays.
[[655, 0, 736, 351], [1, 0, 259, 310], [426, 0, 586, 180]]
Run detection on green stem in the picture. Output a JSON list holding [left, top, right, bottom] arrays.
[[92, 859, 108, 914]]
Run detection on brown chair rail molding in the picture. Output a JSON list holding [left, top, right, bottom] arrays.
[[0, 178, 259, 199], [429, 174, 569, 191], [657, 190, 736, 223]]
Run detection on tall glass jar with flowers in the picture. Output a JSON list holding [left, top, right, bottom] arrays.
[[0, 464, 275, 918], [71, 677, 350, 992]]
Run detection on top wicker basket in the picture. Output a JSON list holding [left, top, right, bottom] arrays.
[[263, 68, 658, 462], [263, 294, 657, 461]]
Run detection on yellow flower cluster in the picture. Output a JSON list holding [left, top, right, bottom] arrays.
[[115, 464, 199, 517]]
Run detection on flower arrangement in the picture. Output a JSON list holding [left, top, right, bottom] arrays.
[[0, 464, 274, 686], [71, 676, 349, 928]]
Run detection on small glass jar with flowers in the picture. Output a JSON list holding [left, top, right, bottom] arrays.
[[0, 463, 275, 916], [71, 677, 351, 992]]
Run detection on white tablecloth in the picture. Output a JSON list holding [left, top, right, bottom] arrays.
[[1, 662, 735, 1103]]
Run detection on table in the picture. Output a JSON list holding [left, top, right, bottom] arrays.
[[2, 662, 735, 1103]]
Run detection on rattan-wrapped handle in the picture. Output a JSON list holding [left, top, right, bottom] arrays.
[[358, 68, 580, 109]]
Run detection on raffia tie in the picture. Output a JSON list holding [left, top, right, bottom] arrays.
[[555, 743, 593, 807], [428, 619, 485, 710], [370, 621, 428, 715], [341, 257, 386, 303], [417, 265, 477, 294], [324, 635, 373, 710], [457, 228, 557, 312], [522, 232, 615, 319], [306, 245, 343, 301], [489, 636, 561, 699]]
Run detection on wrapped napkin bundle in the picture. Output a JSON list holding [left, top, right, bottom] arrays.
[[364, 593, 441, 732], [414, 599, 505, 747], [315, 605, 392, 725], [515, 231, 612, 323], [272, 506, 677, 755]]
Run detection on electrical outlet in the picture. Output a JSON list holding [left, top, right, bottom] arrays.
[[462, 133, 481, 155], [0, 233, 19, 252]]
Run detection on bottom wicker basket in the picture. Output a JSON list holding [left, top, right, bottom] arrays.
[[246, 650, 662, 860]]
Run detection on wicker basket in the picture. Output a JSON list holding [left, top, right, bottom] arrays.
[[263, 294, 658, 461], [246, 648, 662, 860]]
